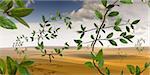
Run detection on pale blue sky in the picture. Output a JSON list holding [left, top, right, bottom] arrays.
[[0, 0, 149, 48]]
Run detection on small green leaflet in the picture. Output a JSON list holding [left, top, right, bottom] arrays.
[[126, 26, 130, 32], [10, 8, 33, 17], [114, 26, 121, 31], [127, 65, 135, 74], [14, 16, 30, 28], [135, 66, 140, 75], [144, 62, 150, 68], [18, 66, 30, 75], [124, 35, 134, 39], [107, 32, 113, 38], [90, 52, 96, 59], [131, 19, 140, 24], [0, 16, 17, 29], [6, 56, 17, 75], [109, 40, 117, 46], [91, 35, 94, 39], [108, 11, 119, 17], [74, 40, 82, 44], [101, 0, 107, 7], [105, 67, 110, 75], [120, 0, 133, 4], [84, 61, 94, 68], [96, 49, 104, 68], [15, 0, 25, 8], [0, 58, 6, 74], [115, 17, 122, 26], [0, 0, 13, 13], [120, 32, 126, 37], [20, 61, 34, 67], [120, 38, 128, 44], [95, 10, 103, 19]]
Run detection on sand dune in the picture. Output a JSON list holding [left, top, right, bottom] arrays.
[[0, 47, 150, 75]]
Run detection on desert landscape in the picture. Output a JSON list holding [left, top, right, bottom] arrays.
[[0, 47, 149, 75]]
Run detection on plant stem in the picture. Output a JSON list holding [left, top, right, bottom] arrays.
[[92, 59, 105, 75], [90, 0, 119, 75], [84, 20, 129, 33], [84, 37, 121, 44]]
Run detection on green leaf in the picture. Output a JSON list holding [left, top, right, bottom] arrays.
[[126, 26, 130, 32], [107, 32, 113, 38], [95, 10, 103, 19], [65, 42, 69, 47], [0, 0, 13, 13], [94, 23, 98, 28], [96, 49, 103, 61], [108, 11, 119, 17], [136, 66, 140, 75], [20, 61, 34, 67], [74, 40, 82, 44], [99, 40, 104, 46], [7, 56, 17, 75], [127, 65, 135, 74], [114, 26, 122, 31], [39, 41, 44, 49], [15, 0, 25, 8], [90, 52, 96, 60], [115, 17, 122, 26], [77, 44, 82, 50], [81, 25, 85, 31], [77, 31, 82, 34], [109, 40, 117, 46], [144, 62, 150, 68], [120, 32, 126, 37], [120, 38, 128, 44], [91, 35, 94, 39], [124, 35, 134, 39], [10, 8, 33, 17], [120, 0, 133, 4], [46, 24, 50, 26], [106, 4, 114, 9], [18, 66, 30, 75], [105, 67, 110, 75], [96, 49, 104, 68], [14, 16, 30, 28], [35, 47, 40, 50], [132, 20, 140, 24], [101, 0, 107, 7], [0, 16, 17, 29], [0, 58, 6, 74], [54, 48, 61, 54], [84, 61, 94, 68], [131, 24, 134, 29]]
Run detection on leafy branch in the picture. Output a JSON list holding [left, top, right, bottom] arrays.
[[13, 11, 72, 62], [0, 0, 33, 29], [0, 56, 34, 75], [73, 0, 149, 75]]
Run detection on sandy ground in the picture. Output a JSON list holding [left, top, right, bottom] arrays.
[[0, 47, 150, 75]]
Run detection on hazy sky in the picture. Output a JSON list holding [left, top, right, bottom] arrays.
[[0, 0, 149, 48]]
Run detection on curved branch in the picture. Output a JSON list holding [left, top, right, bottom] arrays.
[[93, 60, 105, 75], [84, 37, 121, 44]]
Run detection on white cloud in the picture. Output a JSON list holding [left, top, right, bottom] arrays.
[[70, 0, 105, 20], [0, 1, 149, 48]]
